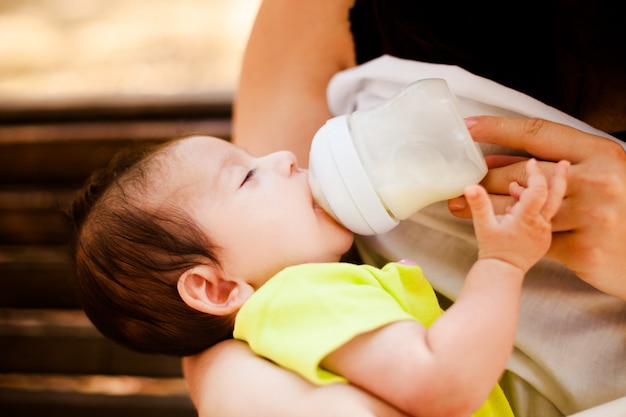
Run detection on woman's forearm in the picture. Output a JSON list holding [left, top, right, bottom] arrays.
[[233, 0, 355, 165], [184, 340, 409, 417]]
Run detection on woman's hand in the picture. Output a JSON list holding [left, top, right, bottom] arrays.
[[449, 116, 626, 300]]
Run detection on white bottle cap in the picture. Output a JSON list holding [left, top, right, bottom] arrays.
[[309, 115, 399, 235]]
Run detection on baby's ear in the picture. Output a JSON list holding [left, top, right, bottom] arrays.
[[177, 265, 253, 316]]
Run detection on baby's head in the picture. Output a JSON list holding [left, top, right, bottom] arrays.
[[68, 135, 353, 356]]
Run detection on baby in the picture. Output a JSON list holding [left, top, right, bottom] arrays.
[[68, 135, 568, 417]]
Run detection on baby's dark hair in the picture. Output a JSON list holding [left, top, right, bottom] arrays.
[[67, 138, 234, 357]]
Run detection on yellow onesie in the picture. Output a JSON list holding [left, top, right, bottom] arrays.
[[234, 262, 513, 417]]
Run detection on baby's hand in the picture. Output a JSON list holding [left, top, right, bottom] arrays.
[[465, 158, 569, 273]]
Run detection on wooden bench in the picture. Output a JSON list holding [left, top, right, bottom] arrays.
[[0, 95, 232, 417]]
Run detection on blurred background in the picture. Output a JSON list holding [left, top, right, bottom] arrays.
[[0, 0, 259, 99], [0, 1, 260, 416]]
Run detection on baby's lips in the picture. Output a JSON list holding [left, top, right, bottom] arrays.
[[397, 259, 417, 266]]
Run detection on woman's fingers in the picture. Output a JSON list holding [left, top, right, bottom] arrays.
[[466, 116, 598, 163], [450, 160, 571, 229], [480, 157, 564, 196]]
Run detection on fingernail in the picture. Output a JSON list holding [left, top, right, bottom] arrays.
[[464, 117, 478, 129], [449, 197, 467, 211]]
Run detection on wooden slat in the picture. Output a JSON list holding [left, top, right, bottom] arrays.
[[0, 120, 230, 185], [0, 93, 232, 124], [0, 373, 189, 396], [0, 309, 184, 377], [0, 211, 69, 245], [0, 246, 76, 309], [0, 388, 195, 417], [0, 94, 232, 185], [0, 187, 75, 245]]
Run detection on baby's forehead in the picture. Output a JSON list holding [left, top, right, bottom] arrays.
[[176, 135, 229, 151], [160, 135, 234, 192], [169, 135, 229, 163], [173, 135, 242, 168]]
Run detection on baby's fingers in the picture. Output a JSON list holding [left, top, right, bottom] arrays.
[[515, 159, 568, 221], [464, 184, 496, 230], [541, 160, 569, 220], [511, 159, 549, 216]]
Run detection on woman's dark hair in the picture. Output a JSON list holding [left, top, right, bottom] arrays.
[[67, 139, 234, 357]]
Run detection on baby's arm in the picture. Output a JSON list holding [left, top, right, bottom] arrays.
[[322, 159, 569, 417]]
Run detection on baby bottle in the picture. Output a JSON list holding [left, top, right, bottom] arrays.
[[308, 78, 487, 235]]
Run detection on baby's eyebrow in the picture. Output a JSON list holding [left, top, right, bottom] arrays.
[[213, 153, 231, 189], [216, 152, 231, 173], [214, 149, 246, 191]]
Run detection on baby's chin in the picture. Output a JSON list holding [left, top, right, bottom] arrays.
[[314, 203, 346, 230], [311, 205, 354, 252]]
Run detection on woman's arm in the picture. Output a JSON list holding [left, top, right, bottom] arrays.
[[233, 0, 355, 165], [450, 116, 626, 300], [183, 339, 409, 417]]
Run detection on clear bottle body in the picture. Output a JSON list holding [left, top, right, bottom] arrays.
[[349, 79, 486, 220]]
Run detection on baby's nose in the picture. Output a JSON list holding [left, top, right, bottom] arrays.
[[270, 150, 298, 176]]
